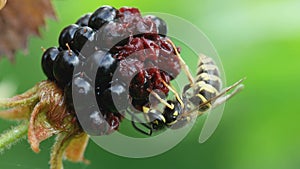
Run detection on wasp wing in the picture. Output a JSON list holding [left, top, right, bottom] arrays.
[[198, 78, 245, 143]]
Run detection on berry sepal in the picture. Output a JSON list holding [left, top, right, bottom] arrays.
[[0, 80, 88, 169]]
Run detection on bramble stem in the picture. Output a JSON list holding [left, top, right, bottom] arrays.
[[0, 121, 28, 151]]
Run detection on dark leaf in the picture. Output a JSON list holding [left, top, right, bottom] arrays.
[[0, 0, 56, 61]]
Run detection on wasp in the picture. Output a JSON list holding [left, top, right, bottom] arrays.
[[128, 40, 245, 135]]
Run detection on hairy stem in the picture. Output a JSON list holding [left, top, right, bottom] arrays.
[[0, 121, 28, 151]]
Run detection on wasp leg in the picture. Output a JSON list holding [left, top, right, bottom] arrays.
[[167, 39, 195, 86], [127, 110, 152, 136]]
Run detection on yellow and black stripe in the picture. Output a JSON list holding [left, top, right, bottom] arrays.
[[190, 55, 222, 111]]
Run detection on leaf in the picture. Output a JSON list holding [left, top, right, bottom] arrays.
[[64, 133, 90, 164], [0, 106, 30, 120], [28, 104, 59, 153], [0, 0, 56, 61]]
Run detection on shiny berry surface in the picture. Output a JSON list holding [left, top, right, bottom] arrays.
[[53, 50, 80, 87], [78, 106, 109, 136], [58, 24, 79, 49], [41, 47, 59, 80], [71, 73, 94, 111], [93, 51, 117, 86], [88, 6, 117, 30], [97, 82, 129, 113], [72, 26, 96, 53], [75, 13, 92, 26], [144, 15, 167, 36]]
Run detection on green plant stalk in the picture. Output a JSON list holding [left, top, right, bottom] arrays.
[[0, 121, 28, 151]]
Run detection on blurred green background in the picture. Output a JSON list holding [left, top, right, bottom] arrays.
[[1, 0, 300, 168]]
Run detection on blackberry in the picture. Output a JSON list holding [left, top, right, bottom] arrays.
[[97, 21, 131, 50], [144, 15, 167, 37], [41, 5, 182, 135], [64, 82, 73, 109], [58, 24, 79, 49], [113, 36, 180, 76], [97, 7, 158, 51], [72, 26, 96, 56], [88, 5, 118, 30], [78, 106, 120, 136], [129, 68, 170, 100], [41, 47, 59, 80], [111, 36, 180, 108], [118, 7, 141, 23], [116, 58, 144, 81], [87, 50, 117, 76], [97, 82, 129, 113], [135, 19, 157, 35], [88, 50, 118, 93], [53, 49, 80, 87], [66, 73, 94, 111], [119, 7, 141, 15], [105, 113, 120, 133], [75, 13, 92, 26], [79, 107, 108, 136]]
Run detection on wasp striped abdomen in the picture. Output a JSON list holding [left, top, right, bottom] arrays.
[[190, 55, 222, 111], [196, 55, 222, 90]]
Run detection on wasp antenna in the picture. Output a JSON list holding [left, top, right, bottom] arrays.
[[166, 39, 195, 86], [223, 77, 246, 93]]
